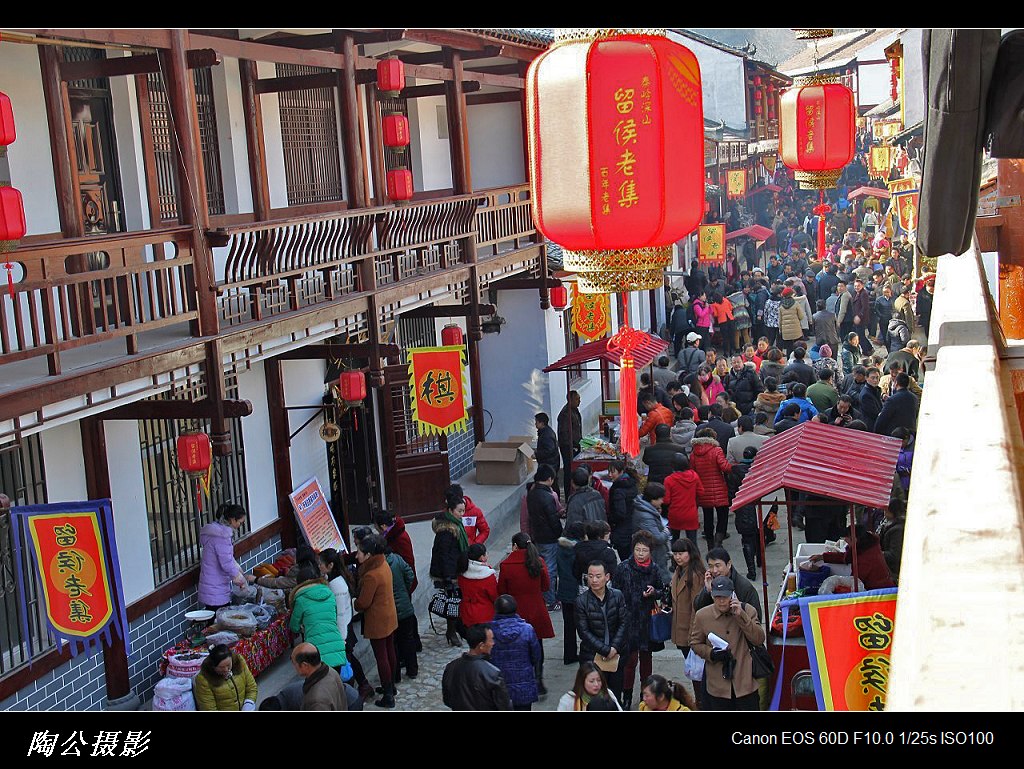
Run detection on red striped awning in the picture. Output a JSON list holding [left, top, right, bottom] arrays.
[[543, 332, 668, 372], [729, 420, 902, 511], [725, 225, 776, 243]]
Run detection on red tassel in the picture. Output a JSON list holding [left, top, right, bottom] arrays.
[[813, 190, 831, 261], [619, 354, 639, 457]]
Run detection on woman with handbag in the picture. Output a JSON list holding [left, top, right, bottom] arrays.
[[497, 532, 555, 696], [668, 538, 704, 659], [430, 496, 470, 646], [613, 529, 668, 711]]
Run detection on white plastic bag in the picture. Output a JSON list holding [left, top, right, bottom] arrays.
[[153, 676, 196, 711], [215, 606, 258, 637], [684, 648, 705, 682]]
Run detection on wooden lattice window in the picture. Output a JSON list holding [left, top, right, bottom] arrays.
[[277, 63, 344, 205]]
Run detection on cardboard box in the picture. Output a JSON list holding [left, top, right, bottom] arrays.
[[507, 435, 537, 475], [474, 441, 534, 485]]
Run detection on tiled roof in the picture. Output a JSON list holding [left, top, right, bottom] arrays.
[[464, 28, 553, 48], [778, 29, 901, 76]]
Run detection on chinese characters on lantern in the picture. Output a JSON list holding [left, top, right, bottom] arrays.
[[804, 103, 821, 154], [613, 86, 640, 210], [27, 730, 151, 758]]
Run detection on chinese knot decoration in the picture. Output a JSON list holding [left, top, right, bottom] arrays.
[[779, 76, 855, 190], [813, 195, 832, 257], [527, 29, 705, 295]]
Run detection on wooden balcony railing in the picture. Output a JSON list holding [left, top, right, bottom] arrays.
[[0, 227, 197, 375]]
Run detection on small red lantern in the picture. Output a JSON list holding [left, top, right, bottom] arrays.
[[0, 186, 26, 241], [755, 104, 763, 115], [527, 30, 704, 294], [386, 169, 414, 201], [441, 324, 464, 346], [779, 76, 855, 189], [0, 92, 15, 146], [176, 430, 212, 478], [338, 370, 367, 404], [549, 284, 569, 311], [755, 90, 763, 100], [382, 113, 410, 150], [377, 57, 405, 97], [753, 76, 762, 87]]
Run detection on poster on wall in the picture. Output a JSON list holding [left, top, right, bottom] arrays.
[[10, 499, 130, 657], [407, 345, 470, 436], [697, 223, 726, 264], [289, 476, 346, 552]]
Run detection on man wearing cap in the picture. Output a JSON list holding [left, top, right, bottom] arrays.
[[690, 575, 766, 711], [676, 332, 706, 379]]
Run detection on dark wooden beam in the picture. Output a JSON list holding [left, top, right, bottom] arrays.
[[38, 46, 82, 239], [265, 358, 297, 549], [59, 49, 220, 81], [98, 398, 253, 421], [348, 29, 407, 45], [498, 44, 546, 63], [240, 59, 271, 221], [400, 304, 495, 319], [397, 47, 500, 65], [254, 32, 336, 49], [274, 342, 401, 361], [445, 49, 472, 195], [402, 81, 480, 100], [190, 33, 344, 70], [464, 63, 523, 75], [336, 33, 367, 209], [403, 29, 498, 52], [23, 29, 174, 49], [253, 71, 335, 94], [491, 276, 564, 291], [466, 91, 521, 107]]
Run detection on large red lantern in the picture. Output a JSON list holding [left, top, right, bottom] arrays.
[[549, 284, 569, 311], [0, 186, 26, 241], [0, 92, 15, 146], [527, 29, 704, 295], [377, 58, 405, 97], [386, 169, 414, 201], [441, 324, 464, 346], [779, 76, 855, 189], [176, 430, 212, 478], [338, 370, 366, 404], [382, 113, 410, 150]]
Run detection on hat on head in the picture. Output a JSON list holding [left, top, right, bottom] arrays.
[[819, 344, 832, 358], [686, 331, 702, 343], [781, 287, 794, 297], [710, 576, 735, 597]]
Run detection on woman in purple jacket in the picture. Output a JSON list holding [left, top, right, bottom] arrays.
[[199, 504, 254, 609]]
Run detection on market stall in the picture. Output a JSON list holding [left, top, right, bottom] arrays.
[[846, 185, 890, 232], [728, 420, 902, 710]]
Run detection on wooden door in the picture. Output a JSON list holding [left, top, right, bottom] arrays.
[[379, 364, 450, 522]]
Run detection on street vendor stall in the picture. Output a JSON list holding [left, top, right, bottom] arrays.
[[846, 185, 890, 232], [728, 421, 902, 710]]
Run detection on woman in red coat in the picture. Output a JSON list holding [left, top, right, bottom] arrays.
[[662, 453, 705, 545], [446, 484, 490, 546], [689, 427, 734, 548], [457, 543, 499, 630], [498, 532, 555, 695]]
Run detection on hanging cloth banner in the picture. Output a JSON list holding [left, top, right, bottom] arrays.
[[893, 190, 920, 232], [407, 345, 470, 436], [570, 283, 611, 341], [697, 223, 726, 264], [798, 588, 898, 711], [727, 169, 747, 198], [868, 146, 892, 180], [761, 153, 777, 175], [887, 176, 917, 194], [11, 500, 130, 659]]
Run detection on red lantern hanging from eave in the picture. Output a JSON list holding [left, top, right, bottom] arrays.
[[377, 57, 405, 97], [441, 324, 464, 346], [779, 76, 855, 189], [338, 370, 367, 404], [382, 113, 410, 150], [527, 29, 705, 295], [176, 430, 212, 477], [386, 169, 414, 201], [0, 186, 26, 241], [0, 92, 15, 146], [549, 284, 569, 311]]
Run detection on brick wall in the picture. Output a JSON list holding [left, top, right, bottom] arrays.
[[0, 534, 283, 711], [447, 416, 476, 481]]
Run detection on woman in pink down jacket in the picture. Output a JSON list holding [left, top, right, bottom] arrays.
[[691, 292, 714, 352], [198, 503, 254, 610]]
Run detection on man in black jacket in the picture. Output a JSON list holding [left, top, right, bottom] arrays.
[[557, 391, 583, 500], [575, 559, 628, 698], [873, 373, 919, 437], [705, 403, 736, 453], [692, 546, 762, 622], [782, 346, 815, 389], [565, 466, 608, 530], [725, 356, 763, 415], [641, 424, 688, 486], [534, 412, 560, 476], [528, 464, 563, 609], [441, 624, 512, 711]]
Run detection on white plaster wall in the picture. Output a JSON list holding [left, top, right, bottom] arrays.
[[212, 57, 250, 216], [103, 420, 156, 605], [408, 88, 452, 192], [40, 422, 88, 503], [672, 34, 747, 128], [257, 61, 289, 209], [235, 360, 277, 532], [281, 359, 330, 494], [902, 29, 925, 129], [0, 45, 61, 235], [544, 304, 602, 441], [467, 101, 526, 191]]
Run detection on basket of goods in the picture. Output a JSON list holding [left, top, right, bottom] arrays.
[[215, 606, 258, 637], [166, 650, 208, 679]]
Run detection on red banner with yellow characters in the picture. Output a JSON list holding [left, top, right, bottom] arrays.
[[407, 345, 470, 436], [798, 589, 898, 711], [571, 284, 611, 341], [893, 190, 920, 232], [727, 169, 747, 199], [11, 500, 130, 657], [697, 223, 726, 264], [887, 176, 916, 194]]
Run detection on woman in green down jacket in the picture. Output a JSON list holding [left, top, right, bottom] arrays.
[[289, 562, 348, 677]]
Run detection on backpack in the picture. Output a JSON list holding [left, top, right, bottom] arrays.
[[678, 347, 703, 376]]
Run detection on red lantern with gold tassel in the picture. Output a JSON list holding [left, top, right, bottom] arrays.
[[549, 284, 569, 311], [377, 58, 405, 97], [779, 76, 855, 189], [177, 428, 213, 513], [1, 91, 24, 301]]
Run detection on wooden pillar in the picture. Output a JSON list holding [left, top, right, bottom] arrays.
[[80, 416, 131, 703], [538, 242, 551, 310], [997, 158, 1024, 339], [239, 59, 271, 221], [38, 46, 82, 237], [205, 338, 230, 456], [265, 358, 297, 548], [336, 33, 368, 208], [444, 48, 472, 195], [161, 29, 219, 337], [519, 61, 531, 184]]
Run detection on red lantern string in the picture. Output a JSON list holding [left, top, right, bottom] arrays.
[[607, 294, 645, 457], [813, 190, 832, 261]]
